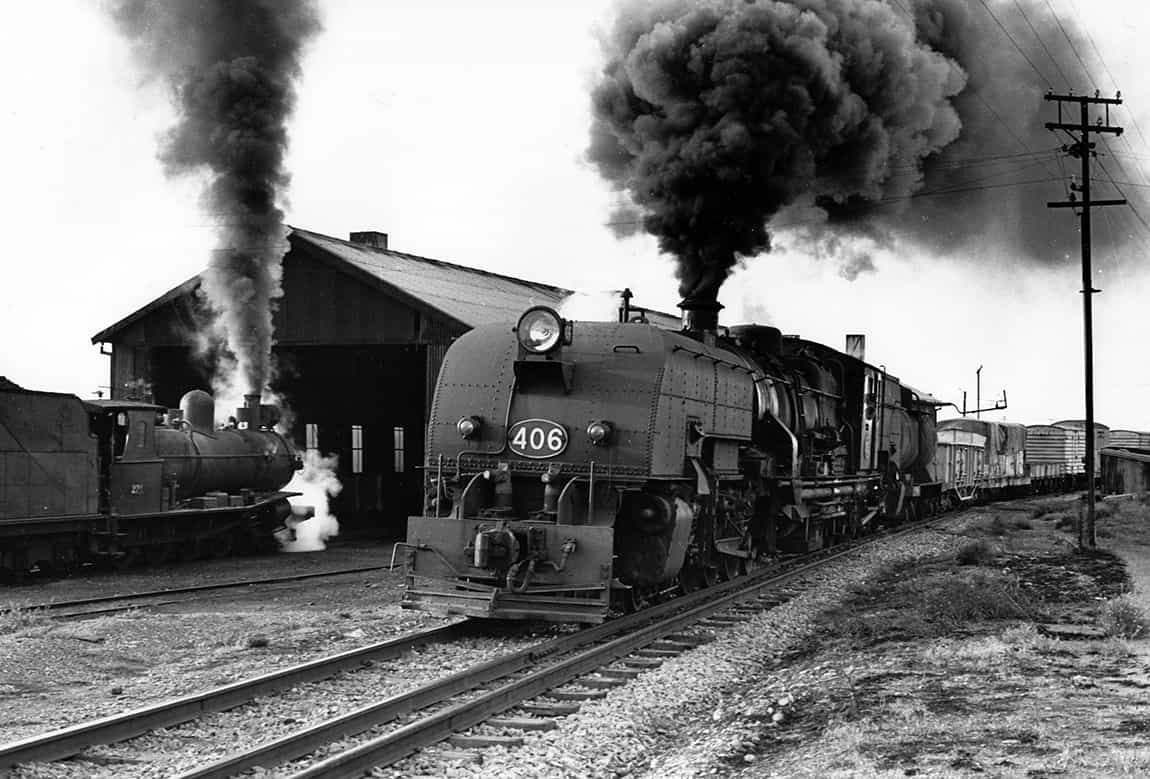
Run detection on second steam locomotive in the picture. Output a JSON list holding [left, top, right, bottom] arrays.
[[401, 296, 941, 623], [0, 385, 302, 577]]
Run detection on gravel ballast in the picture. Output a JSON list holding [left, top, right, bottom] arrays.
[[379, 528, 964, 779]]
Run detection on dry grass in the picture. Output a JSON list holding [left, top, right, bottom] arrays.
[[818, 559, 1034, 650], [1097, 496, 1150, 545], [954, 538, 995, 566], [1098, 595, 1150, 639], [0, 602, 50, 635], [755, 498, 1150, 779]]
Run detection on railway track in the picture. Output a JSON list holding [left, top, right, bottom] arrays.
[[0, 620, 474, 770], [1, 565, 393, 620], [2, 513, 951, 777], [266, 539, 879, 779]]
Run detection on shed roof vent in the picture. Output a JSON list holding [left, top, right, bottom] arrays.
[[349, 231, 389, 250]]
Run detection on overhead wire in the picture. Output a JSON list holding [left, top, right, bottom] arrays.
[[975, 0, 1054, 88], [1042, 0, 1097, 93], [1096, 156, 1150, 234], [1064, 0, 1150, 190], [1011, 0, 1073, 88], [1035, 0, 1150, 246]]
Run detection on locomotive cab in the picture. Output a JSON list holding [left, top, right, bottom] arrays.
[[87, 400, 166, 516]]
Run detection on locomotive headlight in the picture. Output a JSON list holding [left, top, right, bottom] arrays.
[[586, 420, 613, 446], [516, 306, 565, 354], [457, 415, 482, 439]]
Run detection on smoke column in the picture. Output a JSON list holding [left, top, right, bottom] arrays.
[[110, 1, 321, 396], [589, 0, 1130, 300]]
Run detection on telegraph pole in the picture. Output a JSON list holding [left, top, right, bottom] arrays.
[[1046, 91, 1125, 551]]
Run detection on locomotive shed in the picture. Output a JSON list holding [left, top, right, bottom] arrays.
[[90, 228, 676, 538]]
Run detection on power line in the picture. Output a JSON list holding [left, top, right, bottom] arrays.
[[976, 0, 1053, 88], [1096, 155, 1150, 235], [1011, 0, 1072, 88], [969, 90, 1063, 181], [1043, 0, 1097, 93], [1034, 2, 1150, 200], [604, 174, 1064, 227], [1065, 0, 1150, 185]]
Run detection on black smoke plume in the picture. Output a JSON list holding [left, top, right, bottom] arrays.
[[110, 1, 321, 396], [589, 0, 1132, 300]]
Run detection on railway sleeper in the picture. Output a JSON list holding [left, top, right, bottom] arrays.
[[636, 647, 681, 657], [449, 734, 525, 748], [486, 716, 559, 732], [519, 701, 582, 716], [548, 688, 608, 701]]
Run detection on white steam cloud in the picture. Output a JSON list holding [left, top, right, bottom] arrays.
[[283, 451, 342, 552]]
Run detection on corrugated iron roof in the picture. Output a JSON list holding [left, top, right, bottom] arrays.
[[293, 228, 574, 329], [93, 227, 681, 342]]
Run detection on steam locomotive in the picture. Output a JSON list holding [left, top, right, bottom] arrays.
[[400, 296, 942, 623], [0, 383, 302, 579]]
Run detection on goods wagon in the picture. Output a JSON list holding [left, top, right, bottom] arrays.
[[931, 419, 1028, 504]]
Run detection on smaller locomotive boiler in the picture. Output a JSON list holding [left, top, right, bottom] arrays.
[[0, 385, 302, 576], [400, 296, 942, 624]]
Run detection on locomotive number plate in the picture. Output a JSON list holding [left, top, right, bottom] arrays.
[[507, 418, 568, 459]]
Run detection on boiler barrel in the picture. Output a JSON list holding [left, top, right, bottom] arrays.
[[155, 427, 298, 501]]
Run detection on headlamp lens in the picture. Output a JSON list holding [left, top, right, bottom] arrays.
[[517, 307, 564, 354]]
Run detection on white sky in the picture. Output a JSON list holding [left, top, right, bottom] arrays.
[[2, 0, 1149, 428]]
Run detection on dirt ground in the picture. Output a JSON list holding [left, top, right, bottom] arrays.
[[730, 493, 1150, 778], [0, 538, 438, 744]]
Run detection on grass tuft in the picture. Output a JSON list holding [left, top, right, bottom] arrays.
[[925, 572, 1033, 626], [985, 516, 1008, 536], [0, 603, 50, 635], [1098, 596, 1149, 640], [955, 539, 995, 566]]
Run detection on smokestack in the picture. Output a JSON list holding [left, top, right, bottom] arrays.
[[236, 393, 263, 429], [349, 231, 389, 250], [679, 298, 723, 340]]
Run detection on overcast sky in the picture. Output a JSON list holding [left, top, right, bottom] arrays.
[[2, 0, 1149, 428]]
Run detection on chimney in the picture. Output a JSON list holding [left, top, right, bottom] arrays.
[[844, 334, 866, 361], [349, 230, 389, 250], [678, 297, 723, 344], [236, 393, 263, 429]]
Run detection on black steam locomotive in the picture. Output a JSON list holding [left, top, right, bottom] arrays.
[[401, 296, 941, 623], [0, 383, 301, 578]]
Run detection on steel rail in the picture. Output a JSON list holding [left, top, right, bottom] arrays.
[[4, 565, 393, 618], [287, 536, 888, 779], [198, 518, 950, 779], [0, 621, 471, 769]]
